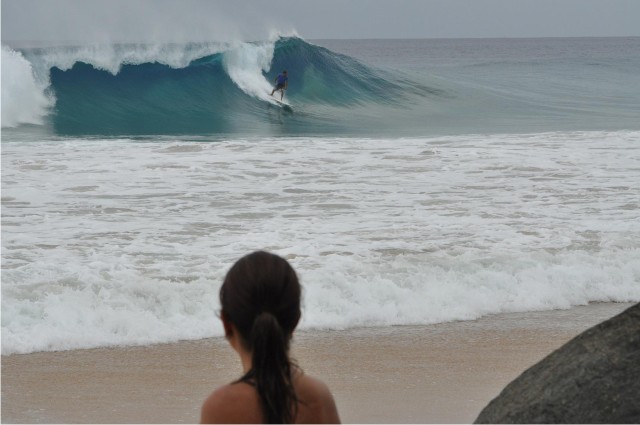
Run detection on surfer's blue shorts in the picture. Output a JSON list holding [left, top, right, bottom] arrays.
[[275, 83, 286, 90]]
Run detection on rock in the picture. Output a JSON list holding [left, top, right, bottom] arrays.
[[475, 303, 640, 424]]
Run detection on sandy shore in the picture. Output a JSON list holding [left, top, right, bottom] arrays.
[[1, 302, 632, 423]]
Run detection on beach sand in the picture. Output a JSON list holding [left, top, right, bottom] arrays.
[[1, 302, 632, 424]]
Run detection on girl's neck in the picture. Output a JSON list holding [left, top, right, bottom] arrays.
[[238, 347, 253, 374]]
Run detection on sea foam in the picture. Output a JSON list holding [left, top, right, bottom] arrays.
[[222, 41, 279, 103], [2, 131, 639, 354]]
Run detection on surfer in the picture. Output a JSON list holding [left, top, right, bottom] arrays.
[[270, 70, 288, 100], [201, 251, 341, 424]]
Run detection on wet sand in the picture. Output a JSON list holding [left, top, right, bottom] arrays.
[[1, 302, 632, 423]]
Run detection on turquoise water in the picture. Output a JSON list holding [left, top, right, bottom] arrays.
[[4, 37, 640, 136], [317, 37, 640, 134]]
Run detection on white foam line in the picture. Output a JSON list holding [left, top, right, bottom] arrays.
[[2, 131, 639, 354]]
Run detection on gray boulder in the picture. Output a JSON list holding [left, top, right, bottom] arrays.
[[475, 303, 640, 424]]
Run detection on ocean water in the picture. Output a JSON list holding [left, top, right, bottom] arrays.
[[2, 37, 639, 355]]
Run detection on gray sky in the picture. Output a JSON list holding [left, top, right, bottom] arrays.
[[2, 0, 639, 44]]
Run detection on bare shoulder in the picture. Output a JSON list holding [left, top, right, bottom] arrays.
[[200, 382, 262, 424], [295, 373, 341, 424], [296, 373, 333, 397]]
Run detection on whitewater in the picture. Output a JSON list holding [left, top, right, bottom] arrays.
[[2, 36, 640, 354]]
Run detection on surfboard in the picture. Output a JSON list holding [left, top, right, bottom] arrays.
[[273, 98, 293, 111]]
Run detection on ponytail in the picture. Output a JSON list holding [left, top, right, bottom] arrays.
[[220, 251, 302, 424], [242, 311, 298, 423]]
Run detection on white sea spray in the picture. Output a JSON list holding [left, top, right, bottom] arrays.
[[2, 131, 639, 354], [1, 46, 53, 127]]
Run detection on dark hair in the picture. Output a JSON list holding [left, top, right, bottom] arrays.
[[283, 70, 287, 73], [220, 251, 301, 423]]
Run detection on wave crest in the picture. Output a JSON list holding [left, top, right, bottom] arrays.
[[3, 37, 431, 134]]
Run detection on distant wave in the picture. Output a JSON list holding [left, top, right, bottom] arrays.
[[2, 38, 438, 135], [5, 37, 637, 136]]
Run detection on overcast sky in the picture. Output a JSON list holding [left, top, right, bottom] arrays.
[[2, 0, 639, 44]]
